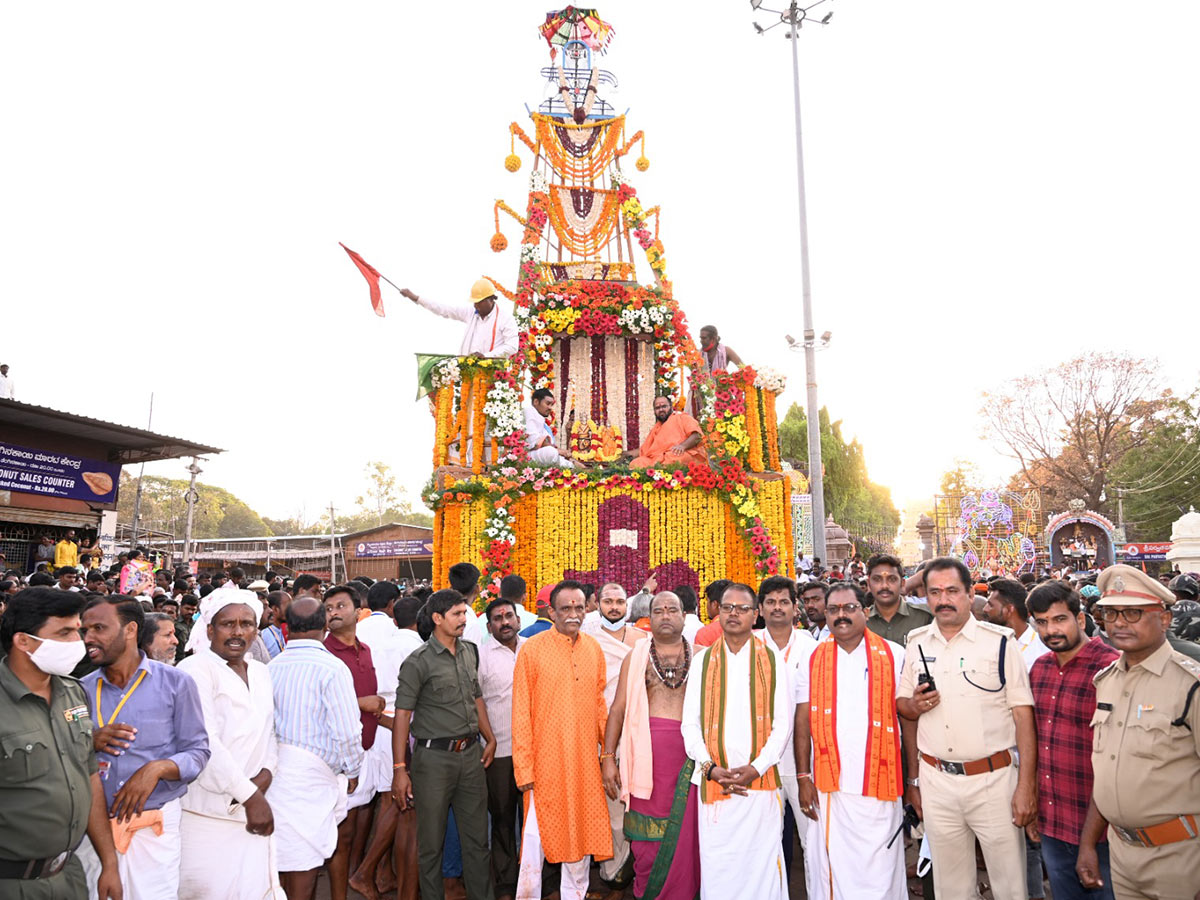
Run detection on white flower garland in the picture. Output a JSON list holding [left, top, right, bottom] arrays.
[[483, 378, 523, 437], [431, 357, 461, 389], [754, 366, 788, 394]]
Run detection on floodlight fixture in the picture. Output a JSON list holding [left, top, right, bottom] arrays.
[[750, 0, 764, 9], [754, 21, 765, 33]]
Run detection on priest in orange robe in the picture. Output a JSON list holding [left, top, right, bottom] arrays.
[[629, 396, 708, 469], [512, 580, 613, 900]]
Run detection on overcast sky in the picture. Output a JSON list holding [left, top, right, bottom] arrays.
[[4, 1, 1198, 525]]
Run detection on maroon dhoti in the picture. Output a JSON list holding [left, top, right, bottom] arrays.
[[626, 717, 700, 900]]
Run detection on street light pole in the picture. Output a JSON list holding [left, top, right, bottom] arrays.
[[183, 458, 203, 565], [759, 0, 830, 562]]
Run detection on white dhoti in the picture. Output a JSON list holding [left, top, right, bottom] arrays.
[[269, 744, 347, 872], [528, 446, 574, 468], [598, 790, 632, 882], [360, 724, 395, 796], [804, 790, 906, 900], [697, 790, 787, 900], [78, 799, 183, 900], [179, 810, 283, 899], [516, 794, 591, 900]]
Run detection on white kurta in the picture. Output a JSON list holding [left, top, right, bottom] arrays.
[[794, 637, 907, 900], [416, 294, 519, 357], [176, 650, 281, 899], [356, 618, 424, 793], [756, 627, 818, 854], [681, 637, 793, 900]]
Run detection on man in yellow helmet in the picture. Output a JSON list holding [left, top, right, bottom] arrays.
[[401, 278, 519, 358]]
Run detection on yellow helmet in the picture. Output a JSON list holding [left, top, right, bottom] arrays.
[[469, 278, 498, 303]]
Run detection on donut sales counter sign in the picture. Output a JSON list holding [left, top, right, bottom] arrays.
[[0, 440, 120, 503]]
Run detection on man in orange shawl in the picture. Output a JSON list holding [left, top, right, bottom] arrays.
[[681, 583, 792, 900], [512, 580, 612, 900], [794, 582, 907, 900], [629, 396, 707, 469]]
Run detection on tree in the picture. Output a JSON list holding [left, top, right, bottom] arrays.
[[1112, 391, 1200, 539], [939, 459, 984, 496], [981, 353, 1166, 514], [355, 461, 400, 527], [117, 474, 273, 539], [779, 403, 900, 536]]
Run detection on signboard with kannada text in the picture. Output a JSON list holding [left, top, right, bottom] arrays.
[[0, 440, 120, 503], [1121, 542, 1172, 561], [354, 539, 434, 558]]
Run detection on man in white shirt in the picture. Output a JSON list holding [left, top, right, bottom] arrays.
[[752, 575, 817, 867], [401, 278, 519, 358], [478, 594, 527, 900], [803, 580, 831, 640], [176, 590, 282, 899], [682, 583, 793, 900], [0, 363, 13, 399], [676, 585, 704, 644], [351, 590, 425, 899], [524, 389, 574, 468], [982, 579, 1049, 671]]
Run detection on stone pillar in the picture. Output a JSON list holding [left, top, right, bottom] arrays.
[[916, 514, 935, 562]]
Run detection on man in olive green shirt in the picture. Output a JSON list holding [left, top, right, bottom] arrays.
[[865, 553, 933, 646], [392, 589, 497, 900], [0, 587, 121, 900]]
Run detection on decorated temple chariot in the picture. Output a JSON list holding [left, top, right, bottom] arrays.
[[421, 7, 798, 606]]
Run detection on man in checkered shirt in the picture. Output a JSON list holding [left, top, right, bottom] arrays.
[[1027, 580, 1118, 900]]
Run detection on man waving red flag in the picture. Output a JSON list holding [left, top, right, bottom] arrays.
[[339, 242, 386, 317]]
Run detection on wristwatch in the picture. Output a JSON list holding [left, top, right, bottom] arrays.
[[906, 777, 920, 787]]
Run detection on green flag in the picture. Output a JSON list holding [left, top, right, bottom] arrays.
[[415, 353, 455, 400]]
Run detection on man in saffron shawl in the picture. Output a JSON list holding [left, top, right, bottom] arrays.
[[602, 591, 700, 900], [629, 396, 707, 469], [795, 581, 907, 899], [681, 582, 792, 900], [512, 580, 612, 900]]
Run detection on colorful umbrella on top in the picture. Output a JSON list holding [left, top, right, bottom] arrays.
[[539, 7, 615, 59]]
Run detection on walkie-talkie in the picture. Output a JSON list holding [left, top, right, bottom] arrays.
[[918, 645, 936, 693]]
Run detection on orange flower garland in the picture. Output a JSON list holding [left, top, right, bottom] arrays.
[[764, 391, 781, 470], [746, 385, 764, 472], [471, 373, 487, 474]]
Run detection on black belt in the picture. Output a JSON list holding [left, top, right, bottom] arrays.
[[0, 851, 72, 880], [415, 733, 479, 752]]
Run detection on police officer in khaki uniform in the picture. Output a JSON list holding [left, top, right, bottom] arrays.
[[0, 588, 121, 900], [1077, 564, 1200, 900], [392, 589, 498, 900], [898, 557, 1037, 900]]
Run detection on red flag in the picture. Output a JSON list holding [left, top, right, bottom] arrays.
[[339, 242, 385, 317]]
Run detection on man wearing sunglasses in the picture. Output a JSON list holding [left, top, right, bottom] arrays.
[[1076, 564, 1200, 900]]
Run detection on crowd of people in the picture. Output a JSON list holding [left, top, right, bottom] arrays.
[[2, 547, 1200, 900]]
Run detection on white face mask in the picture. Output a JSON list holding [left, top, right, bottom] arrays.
[[600, 615, 627, 632], [24, 634, 87, 676]]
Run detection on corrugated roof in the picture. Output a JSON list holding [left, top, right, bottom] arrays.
[[0, 399, 222, 463]]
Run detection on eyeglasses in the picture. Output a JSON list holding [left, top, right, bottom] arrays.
[[719, 603, 755, 615], [825, 603, 861, 615], [1098, 607, 1160, 624]]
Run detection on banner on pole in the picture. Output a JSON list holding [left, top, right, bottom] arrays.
[[791, 493, 814, 562]]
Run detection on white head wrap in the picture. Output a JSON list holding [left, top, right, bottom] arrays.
[[184, 589, 264, 655]]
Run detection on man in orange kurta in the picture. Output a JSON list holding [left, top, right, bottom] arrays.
[[512, 579, 613, 900], [630, 396, 708, 469]]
